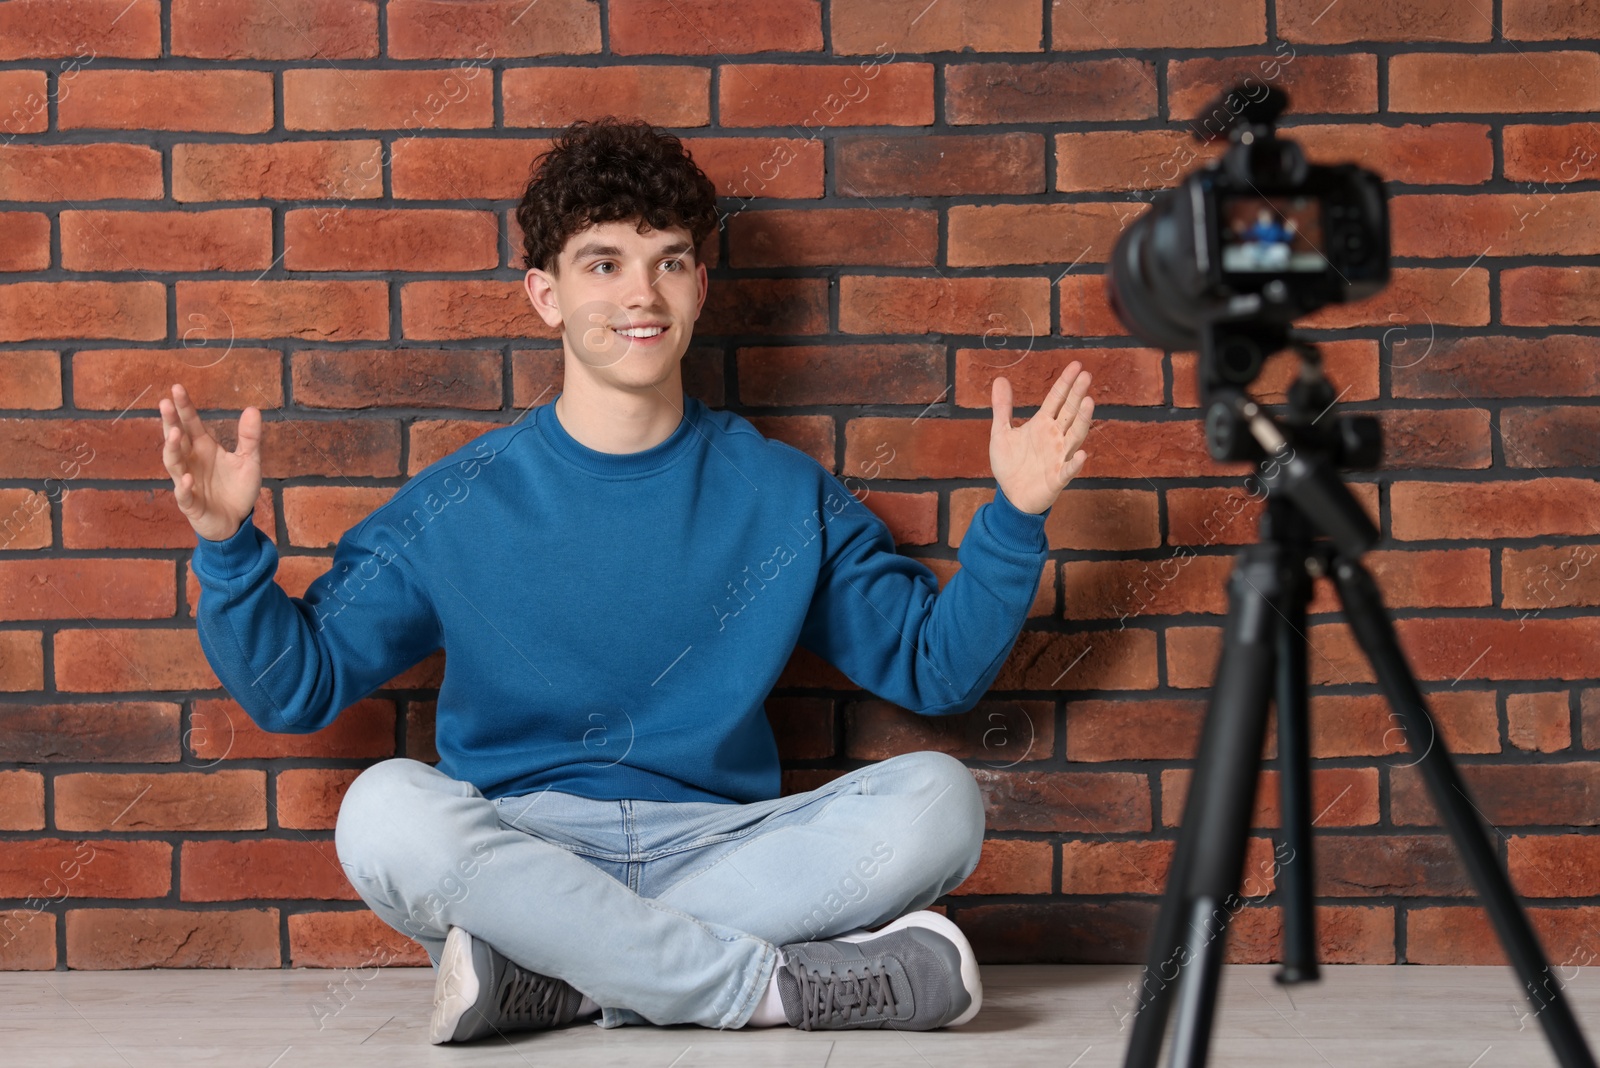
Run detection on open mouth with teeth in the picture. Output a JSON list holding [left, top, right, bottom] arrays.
[[615, 325, 668, 343]]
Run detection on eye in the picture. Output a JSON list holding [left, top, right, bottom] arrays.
[[660, 258, 683, 272], [591, 261, 615, 275]]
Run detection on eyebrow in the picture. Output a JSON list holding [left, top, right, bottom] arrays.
[[569, 239, 692, 264]]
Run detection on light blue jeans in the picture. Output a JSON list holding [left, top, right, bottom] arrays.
[[332, 750, 986, 1030]]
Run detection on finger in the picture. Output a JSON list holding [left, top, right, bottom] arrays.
[[1059, 448, 1088, 485], [1055, 368, 1093, 427], [235, 406, 262, 463], [1063, 396, 1095, 454], [171, 382, 210, 445], [990, 376, 1013, 434], [162, 422, 187, 478], [1042, 361, 1083, 423]]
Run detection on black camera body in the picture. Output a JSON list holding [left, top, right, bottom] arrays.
[[1108, 84, 1390, 387]]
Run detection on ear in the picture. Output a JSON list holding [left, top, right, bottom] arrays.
[[693, 259, 709, 321], [524, 267, 563, 328]]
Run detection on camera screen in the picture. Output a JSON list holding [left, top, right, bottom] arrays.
[[1219, 194, 1328, 273]]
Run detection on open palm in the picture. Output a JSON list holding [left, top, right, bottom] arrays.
[[989, 362, 1096, 516], [159, 383, 264, 542]]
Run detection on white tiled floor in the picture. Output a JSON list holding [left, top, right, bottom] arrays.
[[2, 963, 1595, 1066]]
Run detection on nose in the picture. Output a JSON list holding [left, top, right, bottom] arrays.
[[621, 259, 664, 310]]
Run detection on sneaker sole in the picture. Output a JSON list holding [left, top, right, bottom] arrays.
[[833, 911, 982, 1027], [430, 925, 480, 1044]]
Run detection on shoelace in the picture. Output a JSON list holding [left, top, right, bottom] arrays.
[[797, 959, 898, 1028], [498, 961, 568, 1027]]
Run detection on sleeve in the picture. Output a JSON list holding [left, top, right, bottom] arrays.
[[796, 472, 1050, 716], [191, 512, 442, 734]]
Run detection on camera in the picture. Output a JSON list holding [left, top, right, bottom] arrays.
[[1106, 83, 1391, 388]]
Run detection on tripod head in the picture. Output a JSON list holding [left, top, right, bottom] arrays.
[[1197, 321, 1383, 559]]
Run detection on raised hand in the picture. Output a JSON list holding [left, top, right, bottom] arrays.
[[989, 362, 1096, 516], [159, 383, 263, 542]]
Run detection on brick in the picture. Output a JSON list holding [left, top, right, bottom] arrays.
[[1323, 548, 1493, 611], [996, 629, 1159, 691], [1053, 0, 1263, 48], [283, 208, 498, 272], [1079, 420, 1250, 480], [1396, 617, 1600, 683], [1583, 690, 1600, 749], [276, 768, 360, 830], [0, 908, 52, 969], [686, 137, 825, 202], [839, 275, 1049, 338], [719, 63, 932, 127], [1284, 123, 1493, 185], [0, 212, 49, 271], [1055, 130, 1228, 194], [0, 0, 160, 59], [0, 770, 44, 830], [1299, 267, 1488, 330], [0, 839, 170, 898], [1172, 339, 1379, 407], [764, 696, 833, 761], [838, 133, 1044, 197], [1390, 52, 1600, 114], [174, 141, 385, 202], [404, 419, 502, 471], [387, 0, 598, 57], [1317, 835, 1471, 897], [51, 627, 218, 692], [390, 136, 549, 200], [1504, 267, 1600, 326], [1502, 123, 1600, 184], [738, 344, 944, 408], [1392, 762, 1600, 826], [0, 631, 44, 690], [172, 0, 377, 58], [1062, 553, 1233, 622], [288, 908, 431, 968], [0, 282, 164, 341], [1392, 334, 1600, 398], [284, 68, 493, 131], [1404, 904, 1600, 965], [54, 770, 266, 831], [405, 700, 439, 763], [0, 414, 228, 480], [1507, 692, 1572, 753], [0, 702, 179, 762], [1503, 0, 1600, 40], [844, 699, 1052, 764], [835, 0, 1040, 54], [0, 487, 53, 550], [729, 208, 937, 268], [1060, 839, 1176, 896], [0, 70, 48, 135], [611, 0, 821, 54], [72, 348, 284, 411], [1392, 479, 1600, 540], [1161, 767, 1380, 829], [189, 698, 395, 761], [70, 488, 272, 551], [0, 145, 163, 201], [66, 907, 278, 968], [1391, 192, 1600, 257], [401, 280, 561, 340], [61, 209, 273, 272], [1310, 690, 1500, 758], [504, 66, 708, 128], [1277, 0, 1487, 43], [0, 352, 60, 410], [60, 70, 273, 132], [959, 900, 1155, 963], [1502, 407, 1600, 468], [176, 280, 389, 342], [946, 60, 1156, 125], [963, 487, 1159, 552], [1066, 699, 1205, 762], [1509, 835, 1600, 896], [181, 838, 357, 901], [973, 768, 1150, 833], [956, 347, 1165, 410], [1227, 904, 1395, 964], [1059, 272, 1128, 337], [948, 203, 1136, 267], [1372, 407, 1491, 469], [950, 838, 1052, 896], [291, 348, 501, 410], [1167, 53, 1378, 119], [281, 486, 391, 548], [1503, 544, 1600, 610]]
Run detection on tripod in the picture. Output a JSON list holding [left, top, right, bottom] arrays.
[[1122, 328, 1598, 1067]]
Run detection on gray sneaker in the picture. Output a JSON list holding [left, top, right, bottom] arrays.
[[430, 925, 585, 1044], [776, 910, 983, 1030]]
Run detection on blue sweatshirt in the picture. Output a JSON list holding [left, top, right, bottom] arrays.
[[191, 393, 1051, 804]]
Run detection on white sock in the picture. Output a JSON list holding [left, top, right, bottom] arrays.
[[744, 950, 790, 1028], [576, 994, 600, 1018]]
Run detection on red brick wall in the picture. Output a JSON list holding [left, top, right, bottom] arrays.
[[1, 0, 1598, 973]]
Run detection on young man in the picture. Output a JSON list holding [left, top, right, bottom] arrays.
[[165, 117, 1094, 1044]]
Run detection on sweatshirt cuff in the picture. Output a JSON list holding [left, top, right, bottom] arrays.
[[192, 519, 265, 580], [986, 485, 1050, 552]]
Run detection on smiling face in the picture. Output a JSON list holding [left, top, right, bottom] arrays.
[[524, 218, 709, 396]]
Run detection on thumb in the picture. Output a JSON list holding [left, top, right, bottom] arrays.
[[991, 376, 1013, 435], [235, 406, 263, 465]]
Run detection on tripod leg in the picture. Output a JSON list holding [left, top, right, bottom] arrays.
[[1274, 549, 1318, 984], [1123, 544, 1283, 1068], [1330, 556, 1597, 1068]]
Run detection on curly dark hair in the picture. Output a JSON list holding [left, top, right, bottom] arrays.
[[515, 116, 721, 275]]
